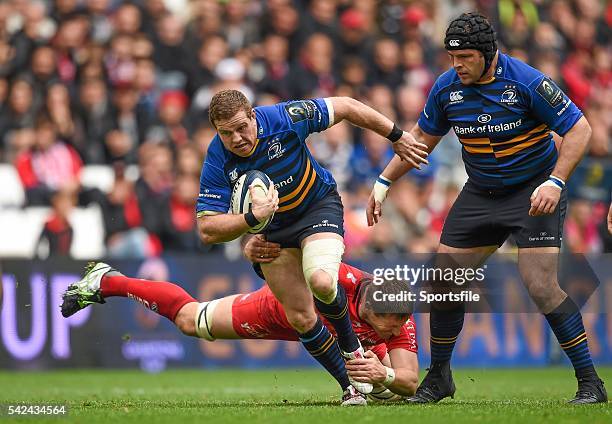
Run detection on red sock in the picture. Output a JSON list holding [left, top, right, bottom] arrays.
[[101, 275, 196, 321]]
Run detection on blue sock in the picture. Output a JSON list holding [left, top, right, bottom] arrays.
[[545, 297, 597, 379], [430, 304, 465, 365], [299, 317, 350, 390], [314, 283, 360, 353]]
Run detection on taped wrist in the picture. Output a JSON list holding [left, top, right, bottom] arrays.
[[244, 211, 260, 227], [548, 175, 565, 189], [386, 123, 403, 143], [374, 175, 392, 203], [383, 366, 396, 386], [532, 179, 562, 198]]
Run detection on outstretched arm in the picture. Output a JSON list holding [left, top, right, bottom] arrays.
[[366, 123, 443, 226], [328, 97, 429, 169]]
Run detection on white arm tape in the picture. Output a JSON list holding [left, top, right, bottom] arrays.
[[324, 98, 335, 127], [373, 175, 392, 204]]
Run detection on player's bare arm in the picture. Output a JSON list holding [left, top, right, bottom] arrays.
[[346, 348, 418, 396], [366, 124, 443, 226], [328, 97, 429, 167], [197, 182, 279, 244], [529, 116, 592, 216]]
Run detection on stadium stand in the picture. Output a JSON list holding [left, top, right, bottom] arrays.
[[0, 0, 609, 258]]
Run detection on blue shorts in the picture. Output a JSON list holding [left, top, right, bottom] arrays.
[[441, 173, 567, 248], [263, 188, 344, 248]]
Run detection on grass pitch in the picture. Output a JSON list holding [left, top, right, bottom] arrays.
[[0, 368, 610, 423]]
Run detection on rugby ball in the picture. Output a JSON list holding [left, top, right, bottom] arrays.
[[367, 384, 402, 402], [231, 170, 274, 234]]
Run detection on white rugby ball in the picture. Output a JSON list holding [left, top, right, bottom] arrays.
[[367, 384, 402, 402], [230, 170, 274, 234]]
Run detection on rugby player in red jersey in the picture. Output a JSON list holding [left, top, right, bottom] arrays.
[[61, 236, 418, 404]]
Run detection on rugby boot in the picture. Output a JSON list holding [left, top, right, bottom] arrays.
[[569, 377, 607, 404], [405, 361, 456, 404]]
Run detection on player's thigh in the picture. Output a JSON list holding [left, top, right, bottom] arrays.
[[301, 232, 344, 288], [517, 246, 559, 283], [302, 232, 343, 243], [260, 248, 314, 314], [209, 294, 242, 339], [429, 244, 497, 302], [440, 182, 509, 249], [437, 243, 497, 267]]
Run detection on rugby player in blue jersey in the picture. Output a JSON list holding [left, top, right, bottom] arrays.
[[367, 13, 606, 404], [196, 89, 428, 404]]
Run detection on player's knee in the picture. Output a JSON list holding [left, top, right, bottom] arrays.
[[285, 309, 318, 334], [308, 270, 336, 300], [174, 303, 198, 337], [526, 281, 565, 313], [302, 238, 344, 303]]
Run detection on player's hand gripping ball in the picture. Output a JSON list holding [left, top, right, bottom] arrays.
[[231, 170, 277, 233]]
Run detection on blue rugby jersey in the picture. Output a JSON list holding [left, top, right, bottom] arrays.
[[418, 52, 583, 189], [197, 98, 337, 231]]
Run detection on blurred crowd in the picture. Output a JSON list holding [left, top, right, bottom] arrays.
[[0, 0, 610, 258]]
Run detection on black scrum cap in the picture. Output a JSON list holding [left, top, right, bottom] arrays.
[[445, 12, 498, 77]]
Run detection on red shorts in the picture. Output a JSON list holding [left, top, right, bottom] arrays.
[[231, 286, 299, 341], [231, 285, 416, 362]]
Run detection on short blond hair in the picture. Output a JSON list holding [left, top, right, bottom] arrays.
[[209, 89, 252, 128]]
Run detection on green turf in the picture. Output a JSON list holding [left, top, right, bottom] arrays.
[[0, 368, 610, 423]]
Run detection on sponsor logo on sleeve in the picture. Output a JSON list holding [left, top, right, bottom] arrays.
[[285, 100, 316, 123], [536, 77, 564, 107]]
